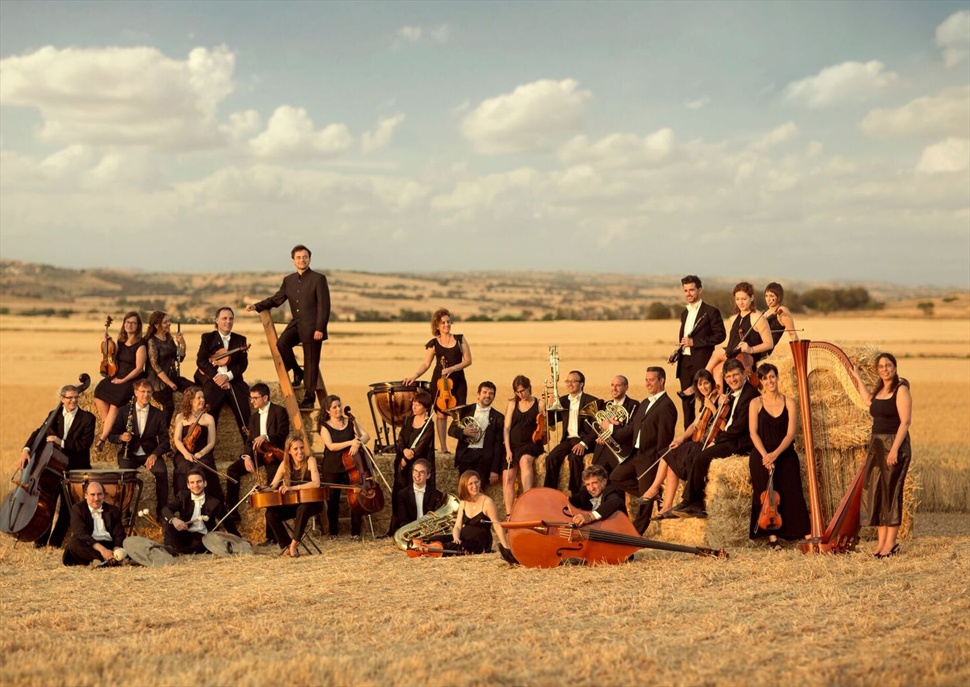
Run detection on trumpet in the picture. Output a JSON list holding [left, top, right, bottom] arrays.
[[579, 399, 630, 463], [545, 345, 563, 413], [444, 404, 484, 443]]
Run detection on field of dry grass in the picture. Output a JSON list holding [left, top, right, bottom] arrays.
[[0, 314, 968, 686]]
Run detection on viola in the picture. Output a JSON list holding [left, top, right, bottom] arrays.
[[405, 537, 464, 558], [756, 467, 783, 532], [700, 394, 732, 449], [182, 404, 210, 454], [532, 406, 547, 443], [208, 343, 251, 368], [501, 488, 727, 568], [254, 441, 285, 464], [691, 391, 720, 443], [341, 407, 385, 515], [435, 355, 456, 413], [100, 316, 117, 378], [0, 373, 91, 542]]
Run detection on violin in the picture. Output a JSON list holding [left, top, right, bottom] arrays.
[[181, 404, 210, 454], [532, 409, 547, 444], [0, 374, 91, 541], [100, 316, 117, 378], [700, 393, 732, 449], [501, 488, 727, 568], [691, 390, 720, 443], [208, 343, 251, 368], [406, 537, 465, 558], [341, 407, 385, 515], [254, 441, 285, 465], [756, 467, 783, 532], [435, 355, 456, 413]]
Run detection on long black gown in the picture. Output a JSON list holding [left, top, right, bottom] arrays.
[[748, 404, 810, 540]]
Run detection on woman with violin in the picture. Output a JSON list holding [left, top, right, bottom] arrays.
[[264, 433, 323, 557], [747, 363, 809, 549], [94, 311, 148, 451], [318, 394, 371, 541], [502, 375, 546, 512], [763, 282, 799, 346], [172, 386, 221, 502], [403, 308, 472, 454], [145, 310, 189, 426], [450, 470, 510, 554], [387, 390, 436, 535], [705, 282, 774, 388]]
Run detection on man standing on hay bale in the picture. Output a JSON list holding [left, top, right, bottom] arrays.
[[162, 469, 227, 555], [673, 275, 726, 429], [62, 481, 125, 567], [449, 381, 505, 487], [543, 371, 600, 496], [670, 358, 758, 519]]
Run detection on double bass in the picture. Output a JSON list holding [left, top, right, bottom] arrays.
[[341, 407, 385, 515], [0, 374, 91, 541]]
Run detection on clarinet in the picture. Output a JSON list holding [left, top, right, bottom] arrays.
[[121, 396, 136, 461], [174, 321, 183, 379]]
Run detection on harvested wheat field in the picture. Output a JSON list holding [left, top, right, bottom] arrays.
[[1, 315, 969, 687]]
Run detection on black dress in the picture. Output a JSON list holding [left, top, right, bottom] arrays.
[[748, 404, 810, 540], [862, 387, 912, 527], [508, 399, 543, 465], [94, 339, 147, 407], [320, 421, 362, 536], [456, 510, 492, 554], [725, 313, 768, 363], [173, 423, 224, 503], [766, 313, 785, 347], [428, 335, 467, 407], [147, 336, 189, 424]]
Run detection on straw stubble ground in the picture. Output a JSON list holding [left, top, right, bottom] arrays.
[[1, 315, 968, 686]]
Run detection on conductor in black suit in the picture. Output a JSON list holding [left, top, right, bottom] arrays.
[[393, 459, 446, 531], [543, 371, 600, 496], [247, 244, 331, 410], [162, 469, 227, 555], [568, 465, 627, 525], [590, 375, 639, 474], [20, 383, 96, 548], [675, 275, 726, 428], [194, 306, 251, 437], [448, 381, 505, 487], [62, 481, 126, 566], [110, 379, 171, 517], [607, 367, 678, 533]]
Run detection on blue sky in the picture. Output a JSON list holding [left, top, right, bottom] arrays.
[[1, 1, 968, 285]]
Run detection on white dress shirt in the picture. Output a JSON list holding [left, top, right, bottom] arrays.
[[683, 300, 703, 356]]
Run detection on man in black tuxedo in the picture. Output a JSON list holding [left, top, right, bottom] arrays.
[[671, 358, 760, 518], [162, 469, 227, 555], [194, 306, 251, 439], [247, 244, 331, 410], [392, 459, 446, 533], [674, 275, 726, 428], [568, 465, 627, 524], [590, 375, 639, 474], [543, 370, 601, 496], [20, 383, 96, 548], [110, 379, 171, 518], [62, 481, 126, 567], [448, 381, 504, 487], [224, 383, 290, 530], [608, 367, 678, 533]]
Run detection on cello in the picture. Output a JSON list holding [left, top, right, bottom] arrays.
[[341, 407, 385, 515], [0, 373, 91, 541], [502, 488, 727, 568]]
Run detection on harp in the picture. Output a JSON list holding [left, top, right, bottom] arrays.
[[790, 340, 869, 554]]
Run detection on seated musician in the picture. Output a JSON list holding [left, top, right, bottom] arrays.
[[20, 383, 95, 548], [669, 358, 759, 519], [590, 375, 639, 474], [543, 370, 601, 496], [62, 481, 125, 567], [705, 282, 773, 388], [171, 386, 222, 503], [263, 433, 323, 557], [109, 379, 170, 519], [318, 394, 371, 541], [225, 383, 290, 532], [568, 465, 627, 526], [450, 470, 510, 555], [194, 306, 251, 436], [448, 381, 504, 488], [393, 459, 445, 528], [162, 469, 226, 555], [386, 390, 435, 536]]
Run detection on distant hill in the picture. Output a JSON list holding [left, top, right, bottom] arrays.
[[0, 260, 966, 322]]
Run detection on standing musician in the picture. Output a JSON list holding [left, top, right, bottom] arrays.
[[386, 390, 435, 536], [502, 375, 545, 512], [109, 379, 170, 519], [590, 375, 639, 474], [194, 306, 251, 437], [674, 276, 726, 429], [606, 367, 677, 533], [670, 358, 759, 519], [171, 386, 222, 504], [568, 465, 627, 526], [20, 384, 96, 548], [247, 244, 331, 411], [705, 282, 773, 388], [403, 308, 473, 454], [263, 433, 323, 558], [394, 459, 445, 526], [162, 469, 228, 555], [542, 370, 600, 496], [145, 310, 189, 427], [318, 395, 370, 541], [62, 481, 125, 567], [224, 383, 290, 533], [448, 381, 504, 488]]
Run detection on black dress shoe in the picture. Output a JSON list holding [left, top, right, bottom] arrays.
[[298, 399, 315, 411], [651, 511, 678, 521], [291, 369, 303, 388], [673, 503, 707, 519]]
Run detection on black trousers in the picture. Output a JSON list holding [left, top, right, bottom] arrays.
[[265, 502, 323, 549], [62, 537, 112, 566], [543, 438, 587, 495], [610, 456, 657, 534], [163, 525, 208, 555], [322, 471, 362, 536], [455, 447, 494, 483], [678, 354, 701, 429], [117, 453, 168, 516], [225, 456, 279, 512], [277, 321, 323, 397], [172, 455, 225, 504], [680, 441, 737, 506], [200, 379, 251, 443]]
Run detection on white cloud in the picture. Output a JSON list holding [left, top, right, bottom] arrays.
[[558, 128, 675, 168], [0, 45, 236, 150], [460, 79, 592, 154], [361, 113, 405, 153], [220, 110, 262, 143], [249, 106, 353, 159], [683, 96, 710, 111], [936, 11, 970, 68], [916, 138, 970, 174], [430, 24, 451, 43], [396, 24, 450, 45], [860, 86, 970, 139], [752, 122, 799, 152], [784, 60, 898, 108], [397, 26, 422, 42]]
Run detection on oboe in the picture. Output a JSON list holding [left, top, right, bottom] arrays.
[[121, 396, 136, 461]]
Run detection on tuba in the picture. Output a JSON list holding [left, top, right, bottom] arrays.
[[393, 494, 461, 551], [579, 400, 630, 463]]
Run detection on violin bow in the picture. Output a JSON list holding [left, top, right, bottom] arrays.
[[732, 309, 767, 356]]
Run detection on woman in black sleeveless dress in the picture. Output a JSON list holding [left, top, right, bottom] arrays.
[[94, 311, 148, 450], [449, 470, 510, 555], [747, 364, 810, 548], [502, 375, 545, 512], [172, 386, 220, 502], [265, 433, 323, 558], [145, 310, 189, 426], [852, 353, 913, 558], [764, 282, 799, 347], [318, 395, 370, 539], [706, 282, 773, 388]]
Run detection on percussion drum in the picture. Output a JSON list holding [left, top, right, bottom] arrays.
[[367, 381, 431, 454], [63, 469, 143, 534]]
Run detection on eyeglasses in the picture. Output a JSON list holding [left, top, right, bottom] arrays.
[[565, 378, 581, 384], [62, 396, 79, 401], [412, 470, 429, 476]]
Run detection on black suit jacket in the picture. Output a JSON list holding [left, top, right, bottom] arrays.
[[713, 383, 760, 454], [554, 393, 600, 448], [109, 403, 170, 458], [676, 301, 727, 377], [449, 406, 505, 474], [162, 490, 225, 533], [613, 392, 678, 467], [25, 408, 95, 470], [69, 500, 125, 549], [195, 330, 249, 384], [254, 268, 331, 343], [569, 484, 627, 520], [247, 402, 290, 451], [394, 485, 446, 525], [591, 396, 639, 466]]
